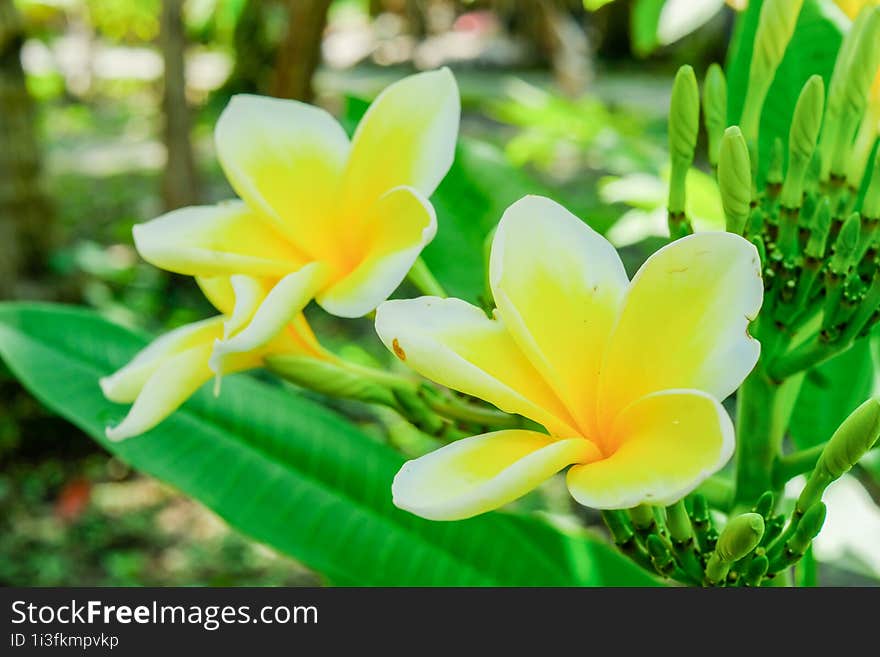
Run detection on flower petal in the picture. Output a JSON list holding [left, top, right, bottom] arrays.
[[375, 297, 581, 437], [599, 232, 762, 423], [105, 342, 262, 441], [209, 262, 329, 374], [196, 276, 235, 315], [490, 195, 628, 437], [318, 186, 437, 318], [393, 430, 600, 520], [100, 317, 225, 403], [196, 275, 327, 359], [342, 68, 459, 211], [215, 94, 350, 260], [133, 201, 304, 277], [105, 343, 216, 441], [567, 389, 735, 509]]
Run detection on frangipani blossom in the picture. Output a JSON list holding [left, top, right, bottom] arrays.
[[100, 275, 326, 440], [132, 69, 459, 374], [375, 196, 763, 520]]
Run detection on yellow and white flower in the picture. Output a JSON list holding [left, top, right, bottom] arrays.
[[375, 195, 763, 520], [100, 275, 326, 440], [102, 69, 460, 439], [132, 69, 459, 373]]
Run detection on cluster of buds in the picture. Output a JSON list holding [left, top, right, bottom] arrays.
[[642, 0, 880, 585], [668, 1, 880, 383], [602, 398, 878, 586]]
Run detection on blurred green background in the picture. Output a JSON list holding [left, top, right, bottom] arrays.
[[1, 0, 876, 586]]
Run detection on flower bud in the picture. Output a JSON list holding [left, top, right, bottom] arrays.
[[788, 502, 827, 556], [716, 513, 765, 562], [781, 75, 825, 208], [768, 137, 785, 186], [830, 212, 862, 273], [805, 197, 832, 258], [646, 535, 676, 576], [703, 63, 728, 166], [741, 0, 806, 142], [670, 65, 700, 165], [665, 500, 693, 543], [798, 399, 880, 511], [822, 7, 880, 177], [668, 65, 700, 218], [265, 354, 398, 407], [718, 126, 752, 235], [820, 398, 880, 479], [753, 491, 775, 520], [743, 555, 769, 586]]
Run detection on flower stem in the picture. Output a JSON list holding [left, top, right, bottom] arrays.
[[733, 363, 804, 507]]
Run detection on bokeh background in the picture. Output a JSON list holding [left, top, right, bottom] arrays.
[[1, 0, 877, 586]]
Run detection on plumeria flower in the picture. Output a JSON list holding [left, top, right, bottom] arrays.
[[132, 69, 459, 375], [100, 275, 327, 440], [375, 196, 763, 520]]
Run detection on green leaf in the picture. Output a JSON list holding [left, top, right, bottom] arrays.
[[789, 338, 874, 449], [0, 303, 658, 587], [726, 0, 846, 182]]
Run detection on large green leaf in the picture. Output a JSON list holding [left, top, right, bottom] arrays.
[[726, 0, 845, 182], [789, 338, 874, 449], [0, 303, 657, 586]]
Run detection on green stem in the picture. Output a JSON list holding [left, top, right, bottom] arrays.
[[407, 257, 447, 297], [733, 365, 803, 507], [773, 444, 826, 485], [422, 394, 524, 429]]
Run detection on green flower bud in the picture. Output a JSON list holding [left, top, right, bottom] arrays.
[[805, 197, 832, 258], [790, 75, 826, 163], [741, 0, 806, 143], [646, 535, 676, 577], [768, 137, 785, 186], [629, 504, 656, 532], [760, 514, 785, 547], [863, 149, 880, 220], [668, 65, 700, 221], [265, 354, 398, 407], [820, 398, 880, 479], [743, 555, 770, 587], [798, 398, 880, 512], [716, 513, 765, 562], [665, 500, 693, 543], [788, 502, 827, 556], [838, 9, 880, 124], [781, 75, 825, 208], [703, 63, 728, 167], [603, 509, 636, 546], [753, 491, 775, 520], [670, 65, 700, 166], [718, 126, 752, 235], [823, 7, 880, 178], [830, 212, 862, 273]]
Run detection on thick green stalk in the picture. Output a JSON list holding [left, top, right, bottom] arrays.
[[733, 362, 803, 506]]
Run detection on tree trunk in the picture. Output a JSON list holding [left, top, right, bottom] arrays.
[[160, 0, 199, 211], [270, 0, 332, 102], [0, 0, 53, 299]]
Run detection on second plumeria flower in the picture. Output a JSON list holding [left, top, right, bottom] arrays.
[[133, 69, 460, 372], [376, 195, 764, 520]]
